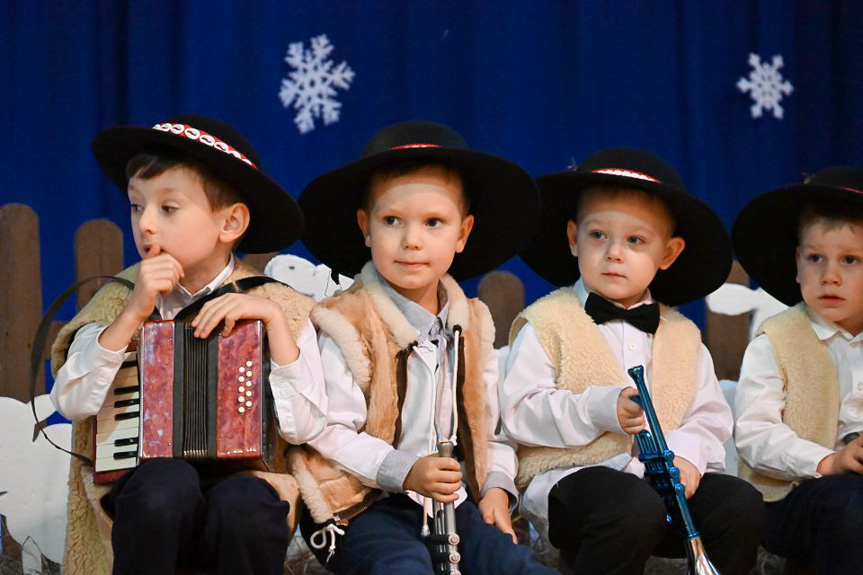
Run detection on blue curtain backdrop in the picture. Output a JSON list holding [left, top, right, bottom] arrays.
[[2, 1, 862, 329]]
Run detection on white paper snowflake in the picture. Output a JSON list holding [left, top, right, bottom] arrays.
[[279, 34, 355, 134], [736, 52, 794, 120]]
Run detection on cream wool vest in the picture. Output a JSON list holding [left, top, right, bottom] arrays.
[[50, 260, 314, 575], [290, 262, 495, 525], [738, 304, 840, 502], [509, 287, 701, 489]]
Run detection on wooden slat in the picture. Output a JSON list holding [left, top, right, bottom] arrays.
[[75, 219, 124, 309], [478, 270, 525, 349], [0, 204, 43, 401], [705, 260, 751, 381]]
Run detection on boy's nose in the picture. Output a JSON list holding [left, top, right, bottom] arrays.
[[402, 224, 422, 249], [605, 241, 624, 261], [821, 262, 841, 284], [137, 206, 157, 235]]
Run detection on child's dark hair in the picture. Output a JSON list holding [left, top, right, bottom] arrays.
[[798, 197, 863, 244], [358, 160, 472, 214], [125, 147, 244, 210]]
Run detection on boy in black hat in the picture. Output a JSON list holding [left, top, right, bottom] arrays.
[[293, 121, 555, 574], [50, 115, 327, 575], [733, 167, 863, 574], [502, 148, 764, 575]]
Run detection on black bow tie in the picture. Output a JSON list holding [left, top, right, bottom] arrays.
[[584, 292, 660, 334]]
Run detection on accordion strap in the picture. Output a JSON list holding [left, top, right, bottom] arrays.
[[30, 275, 135, 465], [171, 276, 281, 322]]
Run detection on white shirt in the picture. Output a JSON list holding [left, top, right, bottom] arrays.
[[734, 306, 863, 481], [500, 279, 732, 537], [307, 274, 518, 512], [50, 256, 328, 444]]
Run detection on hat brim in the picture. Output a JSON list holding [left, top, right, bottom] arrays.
[[732, 184, 863, 306], [92, 126, 303, 254], [299, 147, 540, 281], [521, 171, 732, 306]]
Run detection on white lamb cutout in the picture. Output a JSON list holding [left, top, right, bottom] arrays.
[[0, 394, 72, 568], [706, 283, 787, 340], [264, 254, 353, 301]]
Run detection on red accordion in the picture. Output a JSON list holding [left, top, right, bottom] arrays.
[[93, 319, 275, 483]]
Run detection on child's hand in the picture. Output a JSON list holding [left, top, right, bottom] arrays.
[[673, 456, 701, 499], [403, 454, 462, 503], [617, 388, 646, 434], [479, 487, 517, 543], [816, 436, 863, 476], [127, 245, 184, 321], [191, 293, 299, 364], [99, 245, 183, 352]]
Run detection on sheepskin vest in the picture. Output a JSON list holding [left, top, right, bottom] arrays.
[[738, 304, 840, 502], [509, 287, 701, 489], [50, 260, 313, 575], [290, 262, 495, 525]]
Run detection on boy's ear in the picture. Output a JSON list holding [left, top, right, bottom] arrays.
[[357, 209, 371, 247], [566, 220, 579, 257], [659, 236, 686, 270], [454, 214, 475, 253], [220, 203, 250, 244]]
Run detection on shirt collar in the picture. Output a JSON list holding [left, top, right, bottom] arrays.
[[574, 277, 654, 309], [806, 305, 859, 343], [378, 269, 450, 340], [159, 254, 235, 319]]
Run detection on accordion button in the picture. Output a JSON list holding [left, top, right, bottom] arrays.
[[238, 386, 246, 393], [246, 361, 253, 367], [245, 370, 253, 378], [237, 396, 244, 403], [238, 366, 244, 373], [238, 375, 245, 382], [245, 400, 253, 408], [238, 406, 246, 414], [245, 390, 253, 397]]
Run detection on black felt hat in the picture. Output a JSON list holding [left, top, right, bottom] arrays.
[[521, 147, 732, 306], [298, 121, 540, 281], [92, 114, 303, 254], [732, 166, 863, 306]]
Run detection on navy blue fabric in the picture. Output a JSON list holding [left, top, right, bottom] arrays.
[[3, 1, 862, 325]]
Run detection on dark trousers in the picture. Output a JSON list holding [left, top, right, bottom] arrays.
[[548, 467, 764, 575], [101, 458, 292, 575], [763, 472, 863, 575], [300, 494, 556, 575]]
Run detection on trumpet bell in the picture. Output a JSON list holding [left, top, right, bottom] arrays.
[[686, 535, 721, 575]]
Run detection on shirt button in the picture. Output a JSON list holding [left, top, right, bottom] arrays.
[[628, 343, 637, 351]]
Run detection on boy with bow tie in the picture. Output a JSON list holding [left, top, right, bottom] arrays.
[[500, 148, 764, 575]]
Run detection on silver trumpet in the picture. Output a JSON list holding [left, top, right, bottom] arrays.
[[627, 365, 721, 575], [430, 440, 461, 575]]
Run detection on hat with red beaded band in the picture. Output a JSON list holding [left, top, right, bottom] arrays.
[[733, 166, 863, 306], [92, 114, 303, 254], [299, 120, 540, 281], [521, 147, 732, 306]]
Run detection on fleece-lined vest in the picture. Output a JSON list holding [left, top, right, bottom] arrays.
[[289, 262, 495, 526], [738, 304, 840, 502], [50, 260, 314, 575], [509, 287, 701, 489]]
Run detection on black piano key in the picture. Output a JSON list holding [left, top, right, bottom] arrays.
[[113, 398, 140, 408], [114, 385, 140, 396], [113, 451, 137, 460], [115, 411, 140, 421], [113, 437, 139, 447]]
